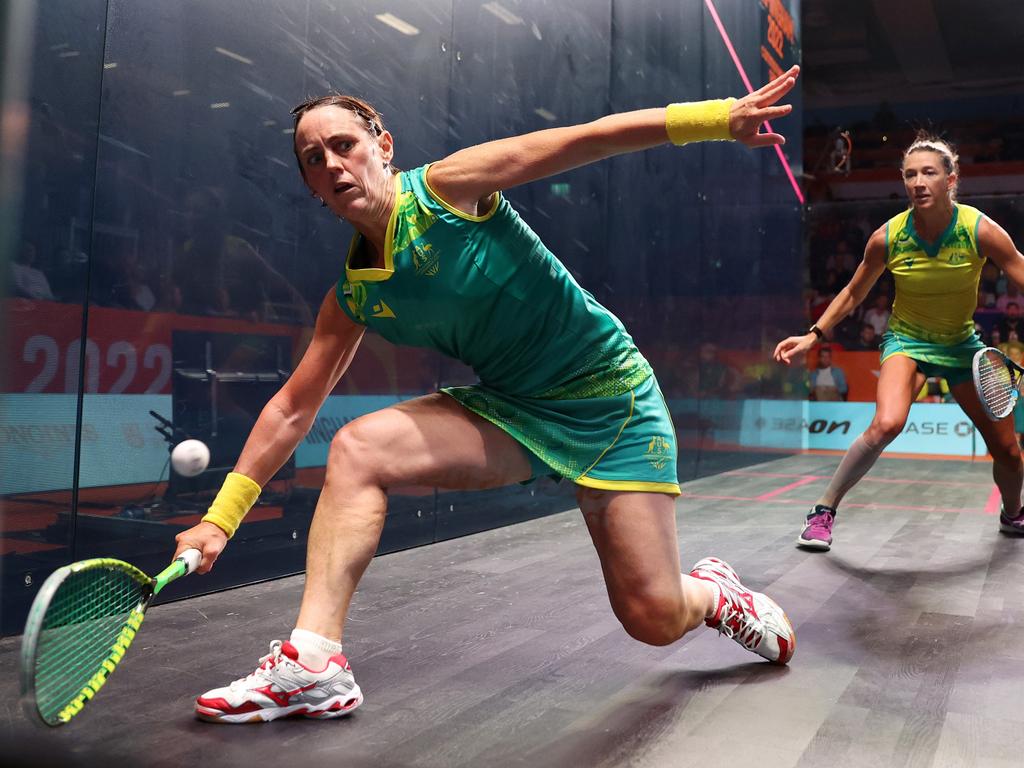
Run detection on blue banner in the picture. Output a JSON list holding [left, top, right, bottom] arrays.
[[736, 399, 981, 456]]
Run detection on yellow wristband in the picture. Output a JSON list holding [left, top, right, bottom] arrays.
[[201, 472, 262, 538], [665, 99, 735, 146]]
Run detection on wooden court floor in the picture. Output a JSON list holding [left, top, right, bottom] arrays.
[[1, 453, 1020, 768]]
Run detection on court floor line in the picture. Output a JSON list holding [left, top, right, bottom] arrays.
[[755, 476, 819, 501], [984, 486, 1002, 515], [723, 470, 993, 489], [680, 492, 990, 516]]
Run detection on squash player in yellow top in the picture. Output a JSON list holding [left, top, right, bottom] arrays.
[[775, 132, 1024, 551], [170, 68, 803, 723]]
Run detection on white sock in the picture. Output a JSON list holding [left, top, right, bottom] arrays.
[[820, 433, 886, 509], [289, 628, 342, 671]]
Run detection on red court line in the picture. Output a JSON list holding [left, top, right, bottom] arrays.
[[984, 487, 1002, 516], [704, 0, 805, 204], [724, 470, 993, 489], [723, 471, 816, 479], [681, 492, 988, 516], [756, 476, 819, 501]]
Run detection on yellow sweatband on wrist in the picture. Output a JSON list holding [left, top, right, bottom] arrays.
[[202, 472, 262, 538], [665, 98, 735, 146]]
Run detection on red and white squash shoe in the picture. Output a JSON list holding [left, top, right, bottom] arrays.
[[690, 557, 796, 665], [195, 640, 363, 723]]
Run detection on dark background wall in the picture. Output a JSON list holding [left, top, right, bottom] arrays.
[[1, 0, 802, 634]]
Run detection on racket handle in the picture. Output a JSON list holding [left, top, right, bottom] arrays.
[[177, 548, 202, 575]]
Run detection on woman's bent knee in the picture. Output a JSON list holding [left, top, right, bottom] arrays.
[[614, 593, 689, 646], [867, 418, 905, 445], [327, 419, 383, 485]]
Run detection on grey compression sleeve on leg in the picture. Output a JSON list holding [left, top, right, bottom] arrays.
[[819, 433, 886, 509]]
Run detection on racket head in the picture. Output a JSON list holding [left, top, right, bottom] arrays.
[[20, 558, 153, 726], [972, 347, 1020, 421]]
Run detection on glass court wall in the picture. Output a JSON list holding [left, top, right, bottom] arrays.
[[1, 0, 803, 633]]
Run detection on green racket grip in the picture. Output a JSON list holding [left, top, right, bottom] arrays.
[[152, 548, 201, 594]]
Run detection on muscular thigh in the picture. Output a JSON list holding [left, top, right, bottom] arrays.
[[874, 354, 922, 424], [334, 393, 533, 490], [577, 487, 682, 598]]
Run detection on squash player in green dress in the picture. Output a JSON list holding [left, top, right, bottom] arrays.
[[173, 66, 801, 723], [775, 132, 1024, 552]]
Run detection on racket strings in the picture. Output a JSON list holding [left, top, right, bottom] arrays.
[[33, 567, 146, 723], [977, 351, 1018, 417]]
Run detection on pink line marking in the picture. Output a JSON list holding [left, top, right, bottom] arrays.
[[984, 486, 1002, 516], [704, 0, 805, 204], [680, 492, 989, 516], [724, 471, 818, 479], [756, 476, 819, 501], [724, 470, 992, 489]]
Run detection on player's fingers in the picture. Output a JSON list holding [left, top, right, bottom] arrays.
[[754, 65, 800, 102], [756, 104, 793, 122], [744, 131, 786, 148], [196, 543, 222, 574], [774, 339, 793, 362], [172, 535, 196, 561]]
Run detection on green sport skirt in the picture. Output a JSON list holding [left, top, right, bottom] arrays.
[[879, 329, 985, 387], [442, 373, 680, 495]]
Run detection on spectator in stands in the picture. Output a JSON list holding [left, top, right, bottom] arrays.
[[808, 345, 847, 401], [808, 269, 841, 322], [9, 242, 55, 301], [998, 302, 1023, 341], [979, 261, 1001, 309], [862, 292, 891, 335], [826, 240, 858, 283], [849, 322, 879, 351], [917, 376, 952, 404], [976, 136, 1005, 164], [996, 282, 1023, 314], [690, 341, 740, 399], [998, 331, 1024, 364]]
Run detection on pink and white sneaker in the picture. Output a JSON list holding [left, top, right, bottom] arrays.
[[690, 557, 796, 665], [999, 504, 1024, 535], [195, 640, 363, 723]]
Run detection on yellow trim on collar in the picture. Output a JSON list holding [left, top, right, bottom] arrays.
[[423, 163, 501, 222], [345, 174, 401, 283]]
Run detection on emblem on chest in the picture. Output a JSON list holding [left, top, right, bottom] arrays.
[[412, 243, 441, 277]]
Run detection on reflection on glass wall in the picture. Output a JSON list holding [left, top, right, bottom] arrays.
[[2, 0, 803, 633], [2, 0, 105, 634]]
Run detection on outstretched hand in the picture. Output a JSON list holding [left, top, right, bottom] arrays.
[[729, 65, 800, 148], [773, 331, 816, 365]]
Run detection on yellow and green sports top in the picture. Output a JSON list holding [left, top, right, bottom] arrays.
[[335, 165, 652, 398], [885, 203, 986, 345]]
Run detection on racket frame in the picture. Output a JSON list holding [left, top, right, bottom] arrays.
[[972, 347, 1024, 421], [20, 552, 196, 726]]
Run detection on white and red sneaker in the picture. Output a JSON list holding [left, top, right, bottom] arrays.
[[690, 557, 796, 665], [195, 640, 363, 723]]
